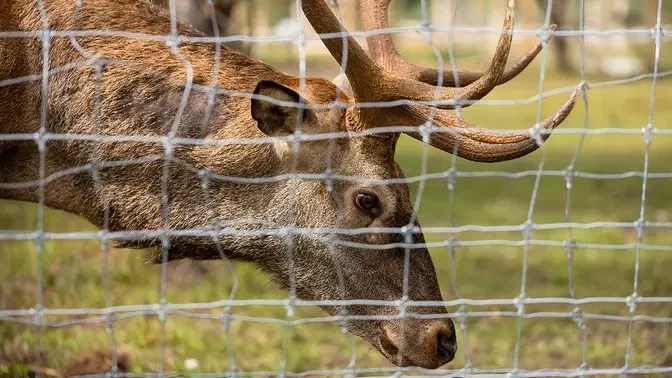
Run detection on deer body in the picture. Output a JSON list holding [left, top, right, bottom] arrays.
[[2, 0, 281, 223], [1, 0, 333, 257], [1, 0, 580, 369]]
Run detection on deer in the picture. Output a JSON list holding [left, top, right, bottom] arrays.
[[0, 0, 581, 369]]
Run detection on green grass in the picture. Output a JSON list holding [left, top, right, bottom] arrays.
[[1, 65, 672, 376]]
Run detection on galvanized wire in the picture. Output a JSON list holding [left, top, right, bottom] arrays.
[[0, 0, 670, 377]]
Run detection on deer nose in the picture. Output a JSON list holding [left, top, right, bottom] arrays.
[[436, 325, 457, 364], [380, 319, 457, 368]]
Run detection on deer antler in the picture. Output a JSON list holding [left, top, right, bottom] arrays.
[[402, 86, 580, 162], [302, 0, 513, 109], [360, 0, 551, 88], [300, 0, 581, 162]]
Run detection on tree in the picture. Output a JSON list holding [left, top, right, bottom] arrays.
[[535, 0, 572, 72]]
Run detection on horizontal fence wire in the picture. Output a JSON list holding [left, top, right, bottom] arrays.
[[0, 0, 671, 377]]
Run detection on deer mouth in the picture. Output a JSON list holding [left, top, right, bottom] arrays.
[[374, 320, 457, 369]]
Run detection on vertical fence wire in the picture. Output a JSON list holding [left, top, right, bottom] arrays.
[[563, 0, 589, 374]]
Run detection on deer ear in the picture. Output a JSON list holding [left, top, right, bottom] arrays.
[[251, 80, 308, 137]]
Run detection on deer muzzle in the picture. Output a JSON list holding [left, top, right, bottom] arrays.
[[378, 317, 457, 369]]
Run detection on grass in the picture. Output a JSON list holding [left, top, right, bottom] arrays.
[[1, 59, 672, 376]]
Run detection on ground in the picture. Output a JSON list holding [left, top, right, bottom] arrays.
[[1, 51, 672, 377]]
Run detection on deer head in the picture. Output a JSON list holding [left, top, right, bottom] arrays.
[[244, 0, 578, 368], [233, 0, 580, 368]]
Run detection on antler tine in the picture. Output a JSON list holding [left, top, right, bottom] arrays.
[[403, 83, 583, 162], [415, 42, 545, 87], [361, 0, 550, 88], [351, 0, 524, 110]]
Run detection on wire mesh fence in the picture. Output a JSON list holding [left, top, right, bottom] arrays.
[[0, 0, 671, 377]]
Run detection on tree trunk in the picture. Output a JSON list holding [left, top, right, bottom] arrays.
[[536, 0, 573, 72]]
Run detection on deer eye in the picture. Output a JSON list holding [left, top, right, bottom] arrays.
[[355, 192, 380, 215]]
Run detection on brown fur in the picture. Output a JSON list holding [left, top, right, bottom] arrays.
[[0, 0, 455, 369]]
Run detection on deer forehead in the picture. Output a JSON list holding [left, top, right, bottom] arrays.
[[271, 136, 396, 180], [331, 138, 398, 178]]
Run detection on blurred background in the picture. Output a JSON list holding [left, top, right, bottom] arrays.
[[2, 0, 672, 376], [151, 0, 670, 76]]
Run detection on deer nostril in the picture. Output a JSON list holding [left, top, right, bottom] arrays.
[[436, 328, 457, 364]]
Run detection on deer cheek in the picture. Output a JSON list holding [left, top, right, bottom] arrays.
[[338, 205, 375, 230]]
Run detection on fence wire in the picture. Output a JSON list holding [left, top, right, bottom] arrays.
[[0, 0, 671, 377]]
